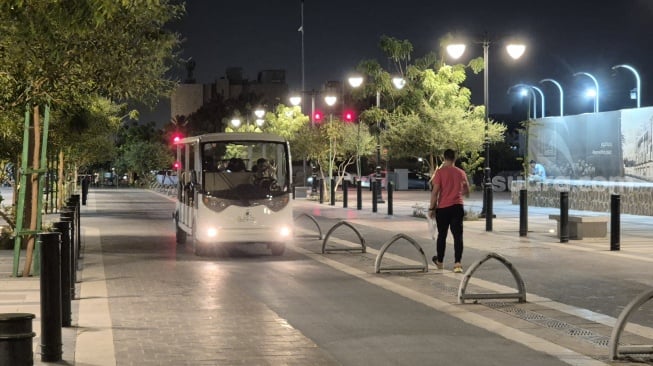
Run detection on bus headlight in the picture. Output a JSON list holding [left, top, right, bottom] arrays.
[[207, 227, 218, 238], [279, 225, 292, 238]]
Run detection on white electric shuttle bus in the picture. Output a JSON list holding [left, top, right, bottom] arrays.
[[173, 132, 293, 256]]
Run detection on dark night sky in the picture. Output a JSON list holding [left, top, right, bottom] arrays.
[[140, 0, 653, 123]]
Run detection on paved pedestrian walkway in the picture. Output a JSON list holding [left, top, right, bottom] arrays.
[[1, 187, 652, 365]]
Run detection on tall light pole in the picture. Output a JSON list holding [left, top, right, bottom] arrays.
[[508, 84, 537, 119], [447, 38, 525, 231], [573, 72, 600, 113], [540, 78, 564, 116], [612, 64, 641, 108], [373, 76, 406, 203], [324, 95, 337, 187], [348, 76, 364, 178]]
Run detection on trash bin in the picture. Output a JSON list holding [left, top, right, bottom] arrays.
[[0, 313, 35, 366]]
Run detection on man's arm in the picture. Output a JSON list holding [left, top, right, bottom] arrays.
[[461, 171, 470, 198], [430, 183, 440, 210]]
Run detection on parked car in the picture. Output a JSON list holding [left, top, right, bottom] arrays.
[[408, 172, 431, 190], [306, 172, 358, 186], [359, 171, 387, 188]]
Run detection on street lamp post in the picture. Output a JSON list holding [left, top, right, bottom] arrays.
[[612, 64, 641, 108], [324, 95, 337, 199], [447, 38, 525, 232], [373, 76, 406, 204], [508, 84, 537, 119], [573, 72, 600, 113], [347, 76, 364, 178], [540, 79, 564, 116], [230, 108, 266, 130]]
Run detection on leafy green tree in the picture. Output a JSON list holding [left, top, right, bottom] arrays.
[[0, 0, 183, 275], [113, 120, 171, 185], [354, 36, 506, 177]]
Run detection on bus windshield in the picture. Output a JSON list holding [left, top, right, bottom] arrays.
[[200, 140, 290, 200]]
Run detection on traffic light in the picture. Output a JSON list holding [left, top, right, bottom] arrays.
[[313, 110, 323, 123], [343, 110, 355, 122], [172, 132, 183, 144], [173, 161, 181, 170]]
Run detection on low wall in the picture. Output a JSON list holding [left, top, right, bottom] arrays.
[[510, 180, 653, 216]]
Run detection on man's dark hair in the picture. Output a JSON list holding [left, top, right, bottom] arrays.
[[443, 149, 456, 161]]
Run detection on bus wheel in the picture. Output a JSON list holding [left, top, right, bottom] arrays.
[[193, 239, 207, 256], [176, 224, 187, 245], [270, 242, 285, 256]]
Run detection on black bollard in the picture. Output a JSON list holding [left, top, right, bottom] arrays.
[[73, 197, 81, 257], [356, 181, 362, 210], [0, 313, 35, 366], [559, 192, 569, 243], [330, 178, 335, 206], [81, 177, 89, 205], [485, 184, 493, 232], [53, 221, 72, 327], [611, 194, 621, 251], [39, 232, 62, 362], [372, 181, 378, 213], [292, 185, 296, 200], [519, 189, 528, 237], [342, 180, 348, 208], [60, 211, 76, 298], [387, 181, 393, 216], [319, 179, 324, 204]]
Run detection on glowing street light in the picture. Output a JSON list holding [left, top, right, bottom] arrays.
[[447, 37, 525, 231], [508, 84, 537, 119], [612, 64, 641, 108], [573, 72, 600, 113]]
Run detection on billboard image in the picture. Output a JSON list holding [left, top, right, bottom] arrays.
[[528, 107, 653, 182]]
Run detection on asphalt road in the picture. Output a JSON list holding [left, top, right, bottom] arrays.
[[84, 188, 581, 365]]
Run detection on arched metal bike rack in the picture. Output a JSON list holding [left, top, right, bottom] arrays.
[[458, 252, 526, 304], [374, 233, 428, 273], [321, 221, 366, 254], [293, 213, 323, 240], [609, 288, 653, 360]]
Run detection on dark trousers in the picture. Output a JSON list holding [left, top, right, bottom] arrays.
[[435, 204, 464, 263]]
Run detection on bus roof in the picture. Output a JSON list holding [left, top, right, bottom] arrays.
[[178, 132, 287, 145]]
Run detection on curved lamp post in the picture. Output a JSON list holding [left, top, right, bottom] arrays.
[[540, 79, 564, 116], [573, 72, 599, 113], [508, 84, 537, 119], [447, 38, 525, 231], [612, 64, 641, 108]]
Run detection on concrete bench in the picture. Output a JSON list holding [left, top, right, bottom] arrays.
[[548, 214, 608, 240]]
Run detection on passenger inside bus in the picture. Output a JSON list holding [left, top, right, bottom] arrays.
[[226, 158, 246, 172]]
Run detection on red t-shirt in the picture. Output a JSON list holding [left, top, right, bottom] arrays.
[[433, 165, 467, 208]]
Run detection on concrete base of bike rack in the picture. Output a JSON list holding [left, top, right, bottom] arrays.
[[374, 233, 428, 273], [458, 252, 526, 304]]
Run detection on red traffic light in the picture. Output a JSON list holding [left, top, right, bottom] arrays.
[[343, 110, 355, 122], [313, 110, 323, 123], [172, 132, 183, 144], [173, 161, 181, 169]]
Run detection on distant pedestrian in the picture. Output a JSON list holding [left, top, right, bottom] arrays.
[[529, 160, 546, 181], [429, 149, 470, 273]]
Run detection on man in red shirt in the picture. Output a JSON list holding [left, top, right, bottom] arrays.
[[429, 149, 470, 273]]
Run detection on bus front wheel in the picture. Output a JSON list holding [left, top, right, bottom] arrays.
[[270, 242, 285, 256], [176, 224, 187, 245]]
